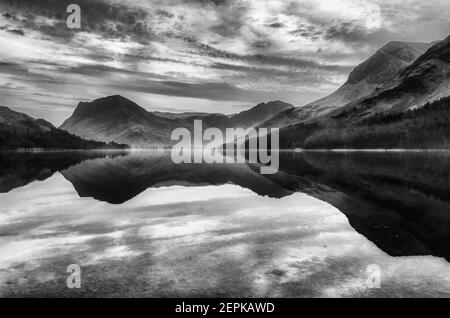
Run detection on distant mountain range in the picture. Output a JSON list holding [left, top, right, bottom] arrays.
[[1, 35, 449, 150], [60, 96, 293, 147]]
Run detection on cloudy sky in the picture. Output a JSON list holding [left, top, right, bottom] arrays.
[[0, 0, 449, 125]]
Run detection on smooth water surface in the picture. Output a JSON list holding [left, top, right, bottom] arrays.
[[0, 150, 450, 297]]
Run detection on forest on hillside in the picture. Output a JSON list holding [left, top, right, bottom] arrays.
[[279, 96, 450, 149], [0, 126, 129, 150]]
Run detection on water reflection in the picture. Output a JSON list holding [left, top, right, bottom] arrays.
[[60, 152, 290, 204], [274, 151, 450, 261], [0, 150, 450, 297], [50, 150, 450, 261], [0, 150, 127, 193]]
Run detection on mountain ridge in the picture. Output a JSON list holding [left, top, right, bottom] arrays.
[[261, 40, 433, 128], [326, 35, 450, 124], [0, 106, 127, 149], [60, 96, 294, 147]]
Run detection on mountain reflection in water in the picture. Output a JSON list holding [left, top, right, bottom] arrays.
[[1, 150, 450, 297]]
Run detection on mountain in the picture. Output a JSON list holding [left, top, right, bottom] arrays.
[[0, 106, 127, 149], [230, 100, 294, 128], [262, 41, 432, 128], [0, 106, 54, 134], [152, 111, 212, 119], [275, 36, 450, 149], [300, 96, 450, 149], [328, 36, 450, 123], [60, 95, 294, 147], [60, 95, 180, 147]]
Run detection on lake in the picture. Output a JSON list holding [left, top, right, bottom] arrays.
[[1, 150, 450, 297]]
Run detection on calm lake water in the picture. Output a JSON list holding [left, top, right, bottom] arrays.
[[0, 150, 450, 297]]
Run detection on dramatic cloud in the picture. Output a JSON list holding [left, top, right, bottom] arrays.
[[0, 0, 449, 125]]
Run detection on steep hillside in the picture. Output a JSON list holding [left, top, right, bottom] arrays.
[[263, 41, 432, 128], [330, 36, 450, 124], [303, 96, 450, 149]]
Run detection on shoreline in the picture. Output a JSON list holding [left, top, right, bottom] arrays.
[[1, 148, 449, 153], [0, 148, 131, 153]]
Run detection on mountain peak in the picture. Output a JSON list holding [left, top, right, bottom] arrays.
[[71, 95, 147, 119], [260, 40, 433, 128], [231, 100, 294, 128], [252, 100, 294, 110], [103, 95, 130, 102], [267, 100, 293, 106], [346, 41, 431, 85], [326, 35, 450, 123], [410, 35, 450, 65]]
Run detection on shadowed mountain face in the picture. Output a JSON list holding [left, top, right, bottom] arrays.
[[60, 96, 294, 147], [0, 106, 55, 134], [261, 41, 432, 128], [0, 150, 441, 262], [0, 106, 127, 149]]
